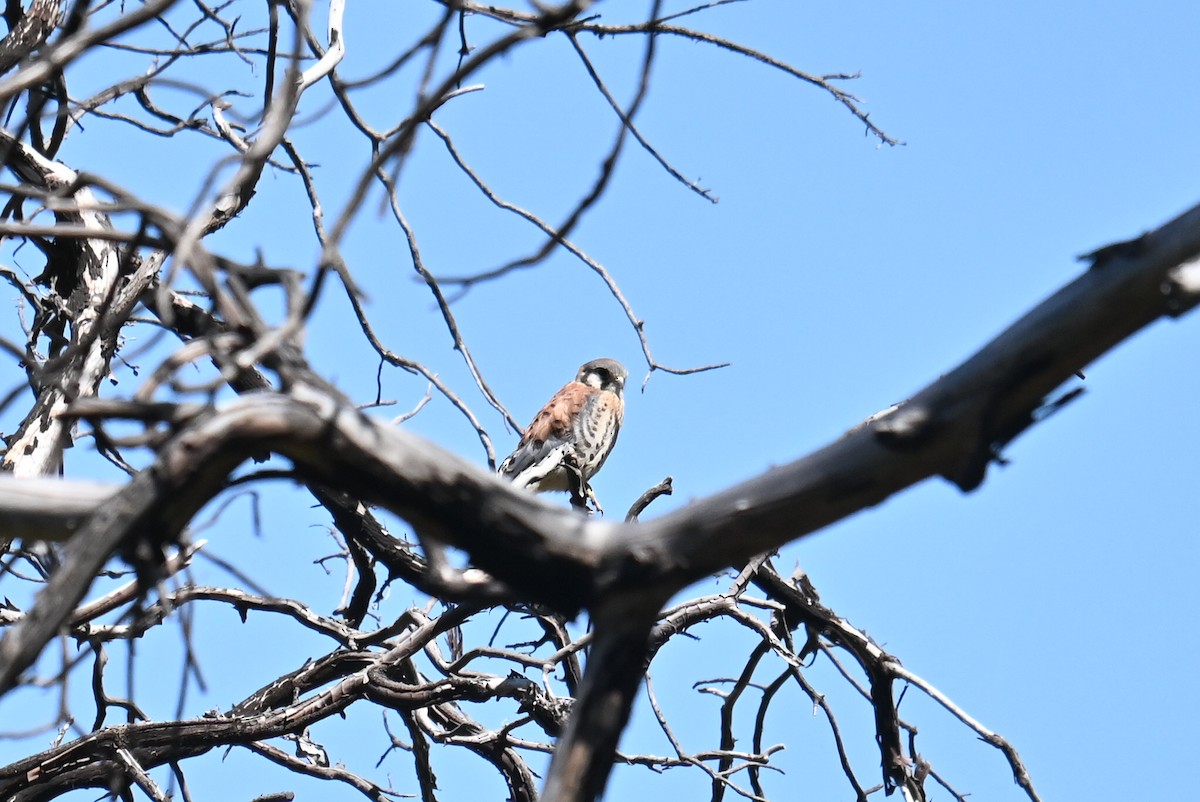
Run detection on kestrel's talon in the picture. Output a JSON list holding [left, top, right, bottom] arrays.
[[563, 454, 588, 511], [585, 485, 605, 516]]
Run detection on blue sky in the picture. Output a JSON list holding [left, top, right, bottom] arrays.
[[2, 1, 1199, 800]]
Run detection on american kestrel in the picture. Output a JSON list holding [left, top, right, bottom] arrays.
[[498, 358, 628, 509]]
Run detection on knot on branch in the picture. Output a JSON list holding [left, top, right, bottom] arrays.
[[869, 402, 936, 448]]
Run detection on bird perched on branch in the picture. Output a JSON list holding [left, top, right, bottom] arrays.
[[498, 358, 628, 511]]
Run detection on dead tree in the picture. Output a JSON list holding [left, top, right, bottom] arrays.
[[0, 3, 1196, 802]]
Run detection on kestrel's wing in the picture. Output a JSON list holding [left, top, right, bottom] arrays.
[[498, 381, 594, 490]]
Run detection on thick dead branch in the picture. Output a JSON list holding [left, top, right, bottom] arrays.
[[0, 477, 112, 541], [0, 137, 129, 478], [0, 0, 178, 105], [0, 0, 60, 77], [541, 601, 662, 802]]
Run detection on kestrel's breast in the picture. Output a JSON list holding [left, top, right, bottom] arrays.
[[572, 390, 623, 479]]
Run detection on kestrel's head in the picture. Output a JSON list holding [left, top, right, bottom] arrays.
[[577, 358, 627, 396]]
